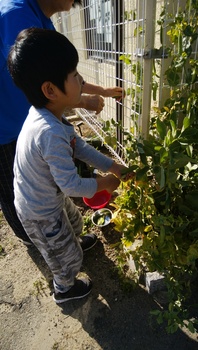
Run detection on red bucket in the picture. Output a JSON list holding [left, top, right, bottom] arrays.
[[83, 190, 111, 209]]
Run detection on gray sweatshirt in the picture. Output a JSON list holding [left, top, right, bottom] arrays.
[[14, 106, 113, 220]]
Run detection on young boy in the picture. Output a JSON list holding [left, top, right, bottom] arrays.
[[0, 0, 124, 247], [8, 28, 126, 303]]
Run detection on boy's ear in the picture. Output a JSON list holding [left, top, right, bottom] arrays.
[[41, 82, 57, 100]]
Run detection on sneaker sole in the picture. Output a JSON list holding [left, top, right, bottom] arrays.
[[83, 239, 97, 252], [53, 288, 92, 303], [21, 240, 33, 247]]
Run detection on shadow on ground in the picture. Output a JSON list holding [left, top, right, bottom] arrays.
[[54, 238, 198, 350], [23, 198, 198, 350]]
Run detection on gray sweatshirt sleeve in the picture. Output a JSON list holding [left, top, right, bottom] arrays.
[[74, 133, 114, 172], [39, 127, 112, 199]]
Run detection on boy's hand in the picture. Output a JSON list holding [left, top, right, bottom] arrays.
[[103, 87, 126, 101], [88, 95, 105, 114], [105, 174, 120, 193], [120, 166, 136, 182], [80, 95, 105, 114], [109, 162, 136, 182], [108, 162, 128, 179], [96, 174, 120, 194]]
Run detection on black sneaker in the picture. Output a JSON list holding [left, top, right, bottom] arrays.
[[53, 277, 92, 303], [20, 239, 33, 247], [80, 233, 97, 251]]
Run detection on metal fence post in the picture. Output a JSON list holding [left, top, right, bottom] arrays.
[[141, 0, 156, 139]]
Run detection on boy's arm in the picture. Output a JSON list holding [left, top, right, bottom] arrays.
[[75, 94, 105, 114], [74, 78, 125, 114], [74, 134, 129, 180], [43, 128, 129, 198], [82, 81, 125, 100]]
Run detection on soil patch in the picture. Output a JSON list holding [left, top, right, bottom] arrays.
[[0, 197, 198, 350]]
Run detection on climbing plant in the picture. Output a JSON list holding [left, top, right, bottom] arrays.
[[112, 0, 198, 333]]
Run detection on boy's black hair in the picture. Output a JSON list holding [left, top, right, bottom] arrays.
[[7, 28, 79, 108]]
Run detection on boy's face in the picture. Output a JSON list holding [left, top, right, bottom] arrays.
[[63, 69, 83, 106]]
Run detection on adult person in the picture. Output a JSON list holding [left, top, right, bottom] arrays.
[[7, 27, 125, 301], [0, 0, 124, 245]]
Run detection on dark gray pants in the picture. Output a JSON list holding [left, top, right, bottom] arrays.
[[19, 197, 83, 292], [0, 141, 31, 243]]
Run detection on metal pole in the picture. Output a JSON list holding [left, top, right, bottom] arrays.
[[141, 0, 156, 139], [115, 0, 124, 145]]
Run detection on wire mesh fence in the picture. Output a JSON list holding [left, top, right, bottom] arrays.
[[52, 0, 198, 163]]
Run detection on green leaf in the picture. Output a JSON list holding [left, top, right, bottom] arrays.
[[150, 309, 161, 316], [156, 119, 166, 139], [164, 130, 172, 146], [144, 225, 153, 232], [97, 217, 105, 225], [121, 165, 138, 175], [182, 117, 191, 131], [166, 68, 180, 86], [169, 154, 194, 170], [152, 81, 158, 101], [136, 166, 149, 181], [188, 322, 195, 334], [170, 120, 177, 138], [189, 228, 198, 238], [179, 128, 198, 144], [154, 145, 163, 151], [169, 323, 179, 334], [137, 142, 145, 154], [168, 171, 178, 184], [159, 148, 169, 164], [178, 203, 195, 216], [187, 243, 198, 264], [186, 145, 193, 157], [160, 166, 165, 189], [143, 140, 155, 156], [153, 166, 161, 185], [104, 135, 117, 150], [160, 226, 165, 245], [169, 140, 181, 151], [185, 191, 198, 210], [183, 25, 194, 37], [178, 31, 182, 55], [119, 54, 131, 65]]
